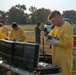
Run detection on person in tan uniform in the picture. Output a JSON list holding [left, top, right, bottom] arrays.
[[47, 10, 73, 75], [0, 21, 8, 75], [35, 22, 41, 44], [0, 31, 5, 39], [9, 22, 26, 75], [0, 20, 8, 37], [9, 22, 26, 42]]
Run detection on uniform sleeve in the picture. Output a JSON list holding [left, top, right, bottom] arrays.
[[0, 26, 8, 39], [48, 26, 57, 37], [59, 25, 73, 47], [0, 31, 5, 40], [19, 29, 26, 42], [4, 27, 8, 36]]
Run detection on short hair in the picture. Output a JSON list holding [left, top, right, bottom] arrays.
[[48, 10, 61, 21], [12, 22, 17, 28], [37, 22, 41, 26], [0, 20, 5, 24]]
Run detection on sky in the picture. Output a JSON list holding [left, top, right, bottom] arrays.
[[0, 0, 76, 14]]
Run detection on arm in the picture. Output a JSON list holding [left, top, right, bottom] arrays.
[[19, 29, 26, 42]]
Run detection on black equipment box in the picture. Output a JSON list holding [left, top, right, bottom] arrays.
[[39, 54, 52, 64], [13, 42, 24, 66], [0, 40, 6, 57], [13, 42, 59, 74], [22, 42, 39, 71], [0, 40, 60, 74], [0, 40, 14, 61]]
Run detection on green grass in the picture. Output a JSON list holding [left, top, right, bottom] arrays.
[[7, 24, 36, 31]]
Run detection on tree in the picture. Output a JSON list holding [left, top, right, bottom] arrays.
[[0, 11, 6, 21], [35, 8, 51, 23], [29, 7, 51, 24], [29, 6, 37, 13], [15, 4, 26, 10], [7, 4, 27, 24], [62, 10, 76, 23]]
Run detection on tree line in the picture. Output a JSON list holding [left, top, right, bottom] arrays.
[[0, 4, 76, 25]]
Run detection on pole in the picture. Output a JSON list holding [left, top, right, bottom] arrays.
[[42, 36, 45, 64]]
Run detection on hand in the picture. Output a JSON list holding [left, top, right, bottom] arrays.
[[47, 36, 59, 45], [50, 38, 58, 45], [46, 35, 53, 42]]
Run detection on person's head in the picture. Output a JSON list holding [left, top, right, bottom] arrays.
[[0, 20, 5, 27], [37, 22, 41, 26], [12, 22, 18, 30], [48, 10, 64, 27]]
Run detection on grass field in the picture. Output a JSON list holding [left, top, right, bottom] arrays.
[[7, 24, 36, 31], [5, 25, 76, 74]]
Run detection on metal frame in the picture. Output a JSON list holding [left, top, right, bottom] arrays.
[[0, 61, 62, 75]]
